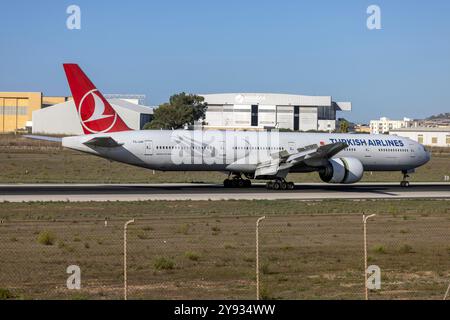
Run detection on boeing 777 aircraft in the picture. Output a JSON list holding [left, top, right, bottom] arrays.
[[28, 64, 431, 190]]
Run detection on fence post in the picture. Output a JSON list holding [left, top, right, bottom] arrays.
[[363, 214, 376, 300], [124, 219, 135, 300], [444, 282, 450, 300], [256, 216, 266, 300]]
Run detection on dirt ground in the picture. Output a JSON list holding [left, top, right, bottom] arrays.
[[0, 199, 449, 300]]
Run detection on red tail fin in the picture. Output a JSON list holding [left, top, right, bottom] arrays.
[[63, 64, 131, 134]]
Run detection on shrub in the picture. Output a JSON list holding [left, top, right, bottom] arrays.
[[0, 288, 14, 300], [373, 245, 387, 254], [185, 251, 200, 261], [37, 231, 56, 246], [154, 257, 175, 270]]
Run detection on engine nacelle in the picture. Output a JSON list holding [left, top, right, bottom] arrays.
[[319, 157, 364, 184]]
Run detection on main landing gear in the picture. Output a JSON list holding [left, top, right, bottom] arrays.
[[400, 170, 410, 187], [266, 179, 295, 191], [223, 173, 252, 188]]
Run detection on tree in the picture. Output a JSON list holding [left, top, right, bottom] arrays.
[[339, 119, 349, 133], [145, 93, 207, 129]]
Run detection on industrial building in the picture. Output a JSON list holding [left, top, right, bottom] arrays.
[[390, 127, 450, 147], [201, 93, 351, 132], [32, 98, 153, 135], [0, 92, 70, 133]]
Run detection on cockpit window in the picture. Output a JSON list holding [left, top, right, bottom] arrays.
[[422, 146, 428, 152]]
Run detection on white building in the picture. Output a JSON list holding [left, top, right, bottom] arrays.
[[390, 127, 450, 147], [201, 93, 351, 132], [370, 117, 414, 134], [32, 99, 153, 135]]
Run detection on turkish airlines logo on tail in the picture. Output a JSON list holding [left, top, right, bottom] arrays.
[[78, 89, 117, 133]]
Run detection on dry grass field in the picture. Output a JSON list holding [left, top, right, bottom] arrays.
[[1, 199, 449, 300], [0, 134, 449, 184]]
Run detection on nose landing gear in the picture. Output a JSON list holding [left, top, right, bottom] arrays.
[[400, 171, 410, 187], [266, 179, 295, 190]]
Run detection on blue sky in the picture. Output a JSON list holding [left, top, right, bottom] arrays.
[[0, 0, 449, 123]]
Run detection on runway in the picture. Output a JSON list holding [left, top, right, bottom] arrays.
[[0, 182, 449, 202]]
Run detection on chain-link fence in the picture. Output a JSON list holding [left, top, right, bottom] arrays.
[[1, 213, 449, 299]]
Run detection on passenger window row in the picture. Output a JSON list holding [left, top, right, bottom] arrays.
[[378, 148, 409, 152], [232, 146, 284, 150]]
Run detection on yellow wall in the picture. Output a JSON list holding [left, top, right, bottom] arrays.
[[0, 92, 42, 133], [0, 92, 70, 133], [355, 125, 371, 133]]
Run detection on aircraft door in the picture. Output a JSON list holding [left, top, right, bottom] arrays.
[[144, 140, 153, 155], [288, 142, 296, 153]]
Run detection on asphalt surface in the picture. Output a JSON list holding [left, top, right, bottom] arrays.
[[0, 182, 449, 202]]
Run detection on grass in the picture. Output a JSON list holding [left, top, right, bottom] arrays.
[[0, 134, 449, 183], [399, 244, 414, 254], [261, 263, 272, 275], [177, 224, 190, 235], [37, 231, 56, 246], [259, 286, 275, 300]]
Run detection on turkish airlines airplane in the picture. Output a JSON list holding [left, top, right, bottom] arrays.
[[28, 64, 431, 190]]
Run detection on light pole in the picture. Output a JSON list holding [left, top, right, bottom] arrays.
[[363, 214, 376, 300], [124, 219, 135, 300], [256, 216, 266, 300]]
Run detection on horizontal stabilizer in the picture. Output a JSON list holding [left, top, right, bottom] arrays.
[[23, 135, 62, 143], [83, 136, 123, 148]]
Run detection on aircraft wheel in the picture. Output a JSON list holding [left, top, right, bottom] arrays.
[[231, 179, 238, 188], [280, 181, 287, 190], [272, 181, 281, 190], [223, 179, 231, 188], [244, 180, 252, 188], [238, 179, 245, 188], [400, 181, 410, 187], [266, 182, 272, 190], [287, 182, 295, 190]]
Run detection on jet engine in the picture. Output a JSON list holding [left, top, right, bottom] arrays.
[[319, 157, 364, 184]]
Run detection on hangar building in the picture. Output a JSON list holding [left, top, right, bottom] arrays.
[[32, 99, 153, 135], [0, 92, 70, 133], [201, 93, 351, 132]]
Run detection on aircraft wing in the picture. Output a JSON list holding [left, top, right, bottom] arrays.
[[83, 136, 123, 148], [254, 142, 348, 179], [23, 135, 62, 143], [301, 142, 349, 167]]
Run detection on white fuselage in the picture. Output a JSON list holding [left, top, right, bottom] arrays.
[[62, 130, 430, 175]]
